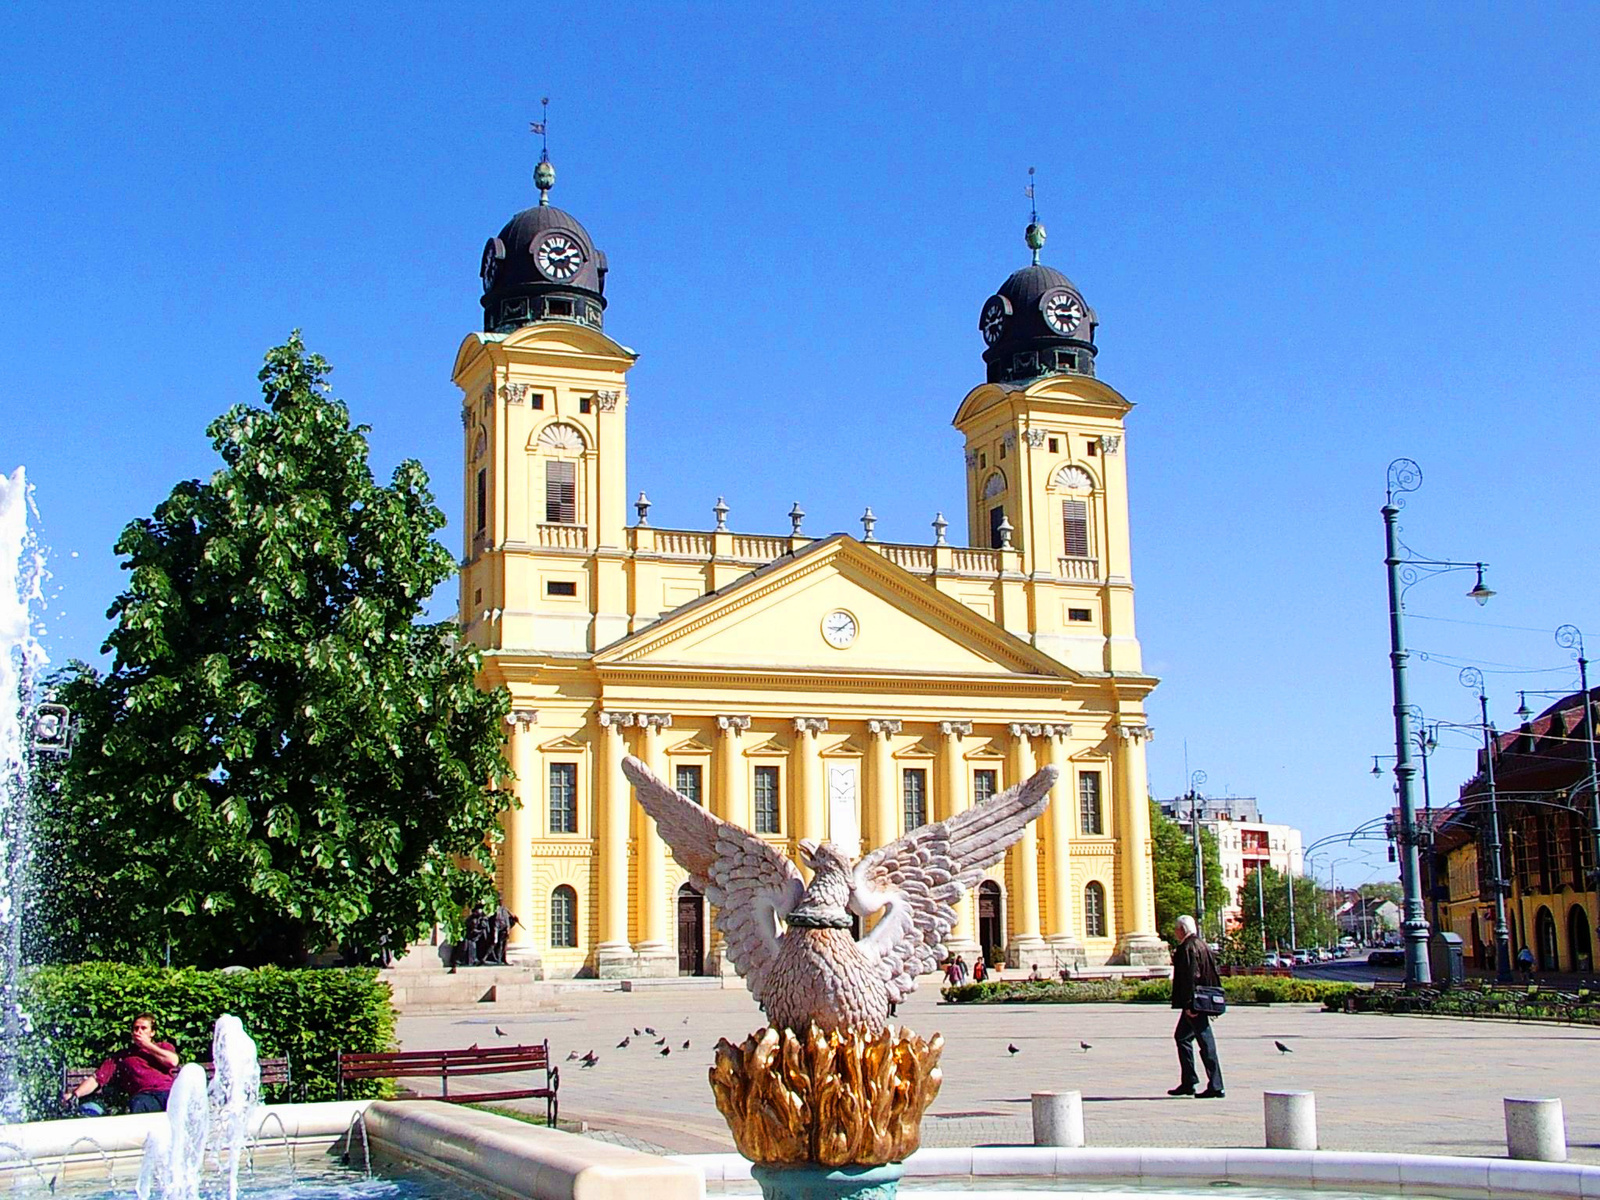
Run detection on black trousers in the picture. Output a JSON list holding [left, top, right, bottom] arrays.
[[130, 1090, 170, 1115], [1174, 1011, 1223, 1091]]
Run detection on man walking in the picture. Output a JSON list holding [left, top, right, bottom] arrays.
[[1168, 915, 1224, 1099]]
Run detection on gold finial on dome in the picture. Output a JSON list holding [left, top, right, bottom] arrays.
[[1024, 166, 1045, 266], [530, 97, 554, 205]]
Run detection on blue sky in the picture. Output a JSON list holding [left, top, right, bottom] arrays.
[[4, 4, 1597, 885]]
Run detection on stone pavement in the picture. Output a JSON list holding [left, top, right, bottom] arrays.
[[395, 986, 1600, 1162]]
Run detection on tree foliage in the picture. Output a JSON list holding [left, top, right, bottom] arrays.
[[32, 334, 510, 967], [1236, 864, 1340, 952], [1149, 800, 1226, 943]]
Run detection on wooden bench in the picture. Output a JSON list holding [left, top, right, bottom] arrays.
[[336, 1042, 558, 1125], [62, 1057, 292, 1111]]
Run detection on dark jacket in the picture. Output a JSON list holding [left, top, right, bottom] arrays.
[[1172, 934, 1221, 1010]]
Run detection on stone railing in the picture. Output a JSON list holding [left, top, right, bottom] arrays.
[[951, 547, 1000, 573], [875, 545, 935, 572], [732, 534, 788, 561], [534, 523, 587, 549], [1058, 555, 1099, 581], [653, 530, 714, 557]]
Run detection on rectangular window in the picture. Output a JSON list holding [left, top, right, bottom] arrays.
[[1048, 437, 1059, 453], [753, 766, 780, 834], [546, 298, 573, 317], [1068, 608, 1092, 622], [546, 580, 577, 597], [1062, 499, 1090, 557], [989, 506, 1006, 549], [545, 460, 576, 524], [530, 392, 544, 410], [978, 453, 986, 469], [999, 440, 1007, 460], [973, 769, 997, 806], [676, 764, 703, 806], [1087, 440, 1098, 456], [548, 762, 577, 834], [902, 768, 927, 832], [579, 396, 592, 414], [1078, 771, 1103, 836], [475, 468, 487, 533]]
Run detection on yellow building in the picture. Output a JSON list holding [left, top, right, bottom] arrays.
[[455, 158, 1163, 977]]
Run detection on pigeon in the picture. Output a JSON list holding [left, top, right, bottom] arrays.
[[1007, 1043, 1020, 1055], [567, 1050, 581, 1060], [494, 1026, 506, 1037], [617, 1036, 631, 1048], [660, 1046, 671, 1057], [645, 1026, 657, 1036], [655, 1036, 667, 1046], [682, 1039, 690, 1049], [682, 1017, 691, 1025], [1079, 1041, 1092, 1053], [468, 1043, 479, 1052], [633, 1028, 642, 1036], [1274, 1041, 1293, 1054], [580, 1051, 599, 1067]]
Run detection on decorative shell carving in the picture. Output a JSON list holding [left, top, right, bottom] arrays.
[[536, 422, 586, 452], [1052, 464, 1094, 491]]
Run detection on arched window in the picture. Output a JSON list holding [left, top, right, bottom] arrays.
[[550, 885, 578, 948], [1084, 881, 1107, 939], [1051, 465, 1095, 561], [534, 423, 586, 526]]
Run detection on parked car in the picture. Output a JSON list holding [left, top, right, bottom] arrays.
[[1367, 948, 1405, 967], [1293, 949, 1311, 965]]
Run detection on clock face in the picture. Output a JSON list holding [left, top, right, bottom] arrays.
[[979, 295, 1011, 346], [480, 238, 504, 293], [536, 232, 585, 281], [1041, 289, 1085, 336], [821, 610, 858, 648]]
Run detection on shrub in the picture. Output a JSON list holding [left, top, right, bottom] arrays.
[[19, 963, 396, 1119], [947, 975, 1358, 1008]]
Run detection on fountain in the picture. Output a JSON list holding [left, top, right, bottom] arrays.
[[210, 1015, 263, 1200]]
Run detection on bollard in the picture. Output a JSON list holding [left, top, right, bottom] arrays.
[[1032, 1091, 1085, 1147], [1264, 1091, 1317, 1150], [1505, 1098, 1567, 1162]]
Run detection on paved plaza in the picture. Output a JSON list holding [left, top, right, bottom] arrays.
[[395, 984, 1600, 1162]]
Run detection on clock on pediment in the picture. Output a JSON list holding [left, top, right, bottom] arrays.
[[821, 609, 858, 648]]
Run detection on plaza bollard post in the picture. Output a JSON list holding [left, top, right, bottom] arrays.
[[1505, 1098, 1567, 1161], [1264, 1091, 1317, 1150], [1032, 1091, 1085, 1147]]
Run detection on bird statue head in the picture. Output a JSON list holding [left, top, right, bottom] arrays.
[[788, 838, 855, 927]]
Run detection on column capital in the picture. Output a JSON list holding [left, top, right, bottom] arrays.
[[1038, 722, 1074, 741], [638, 713, 674, 731], [597, 711, 634, 730], [716, 714, 753, 734], [505, 709, 539, 730], [1114, 723, 1154, 743], [793, 717, 829, 737], [867, 718, 902, 738], [938, 720, 973, 740], [1008, 721, 1045, 739]]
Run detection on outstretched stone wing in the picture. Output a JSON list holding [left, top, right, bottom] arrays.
[[851, 764, 1058, 1000], [621, 756, 804, 1001]]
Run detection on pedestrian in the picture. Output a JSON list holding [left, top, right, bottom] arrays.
[[955, 954, 969, 983], [972, 956, 986, 983], [1517, 945, 1535, 983], [943, 958, 962, 986], [1169, 914, 1225, 1099], [491, 899, 520, 965], [61, 1014, 181, 1115]]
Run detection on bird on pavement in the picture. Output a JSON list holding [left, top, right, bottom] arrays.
[[682, 1039, 690, 1049], [468, 1043, 479, 1052], [580, 1051, 599, 1067], [644, 1026, 656, 1036], [623, 754, 1057, 1033], [1007, 1043, 1020, 1055], [633, 1027, 641, 1036], [495, 1026, 506, 1037], [1079, 1041, 1092, 1052], [682, 1017, 691, 1025], [1274, 1041, 1293, 1054], [660, 1046, 671, 1057], [567, 1050, 581, 1061], [617, 1036, 630, 1049]]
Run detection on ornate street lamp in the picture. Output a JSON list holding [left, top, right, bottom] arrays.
[[1460, 667, 1513, 982], [1555, 625, 1600, 953], [1188, 770, 1207, 936], [1383, 459, 1493, 987]]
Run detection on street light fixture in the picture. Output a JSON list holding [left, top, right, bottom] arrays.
[[1554, 625, 1600, 954], [1460, 666, 1513, 982], [1188, 770, 1208, 937], [1383, 458, 1492, 987]]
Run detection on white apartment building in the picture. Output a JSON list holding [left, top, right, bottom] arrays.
[[1160, 795, 1305, 932]]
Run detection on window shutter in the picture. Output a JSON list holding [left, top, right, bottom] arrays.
[[545, 460, 576, 524], [1062, 499, 1089, 557]]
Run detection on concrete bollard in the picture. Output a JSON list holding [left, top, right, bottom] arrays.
[[1264, 1091, 1317, 1150], [1505, 1098, 1567, 1161], [1032, 1091, 1085, 1147]]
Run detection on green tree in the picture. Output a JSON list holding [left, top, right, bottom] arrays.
[[1358, 881, 1402, 906], [35, 334, 510, 967], [1237, 864, 1339, 953], [1149, 800, 1226, 944]]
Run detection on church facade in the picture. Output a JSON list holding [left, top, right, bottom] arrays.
[[455, 155, 1163, 977]]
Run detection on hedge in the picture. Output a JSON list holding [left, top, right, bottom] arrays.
[[943, 976, 1359, 1007], [1332, 985, 1600, 1025], [19, 963, 396, 1119]]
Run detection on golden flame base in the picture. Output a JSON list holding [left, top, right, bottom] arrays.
[[709, 1023, 944, 1168]]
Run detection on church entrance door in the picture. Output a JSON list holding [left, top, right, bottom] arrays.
[[978, 881, 1003, 964], [678, 884, 706, 976]]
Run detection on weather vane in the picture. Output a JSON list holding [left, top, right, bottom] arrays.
[[1025, 165, 1038, 225], [529, 96, 550, 163], [1024, 166, 1045, 265]]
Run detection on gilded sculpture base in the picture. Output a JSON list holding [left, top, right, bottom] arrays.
[[709, 1023, 943, 1174]]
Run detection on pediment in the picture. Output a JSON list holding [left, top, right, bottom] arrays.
[[539, 734, 586, 752], [963, 740, 1007, 761], [595, 535, 1076, 682], [743, 736, 790, 757], [892, 740, 937, 760], [668, 735, 713, 756], [820, 738, 863, 758]]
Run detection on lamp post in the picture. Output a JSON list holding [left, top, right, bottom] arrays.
[[1383, 459, 1493, 987], [1555, 626, 1600, 953], [1461, 667, 1513, 982], [1188, 770, 1208, 938]]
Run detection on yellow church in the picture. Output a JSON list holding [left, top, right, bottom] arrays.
[[455, 152, 1162, 978]]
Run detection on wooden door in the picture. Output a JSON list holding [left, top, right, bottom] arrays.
[[677, 888, 705, 976]]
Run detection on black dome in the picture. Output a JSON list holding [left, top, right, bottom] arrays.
[[978, 259, 1098, 384], [479, 192, 608, 335]]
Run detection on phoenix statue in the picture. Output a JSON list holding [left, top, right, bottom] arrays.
[[621, 755, 1058, 1033]]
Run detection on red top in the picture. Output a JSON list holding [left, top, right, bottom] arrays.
[[95, 1043, 180, 1096]]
